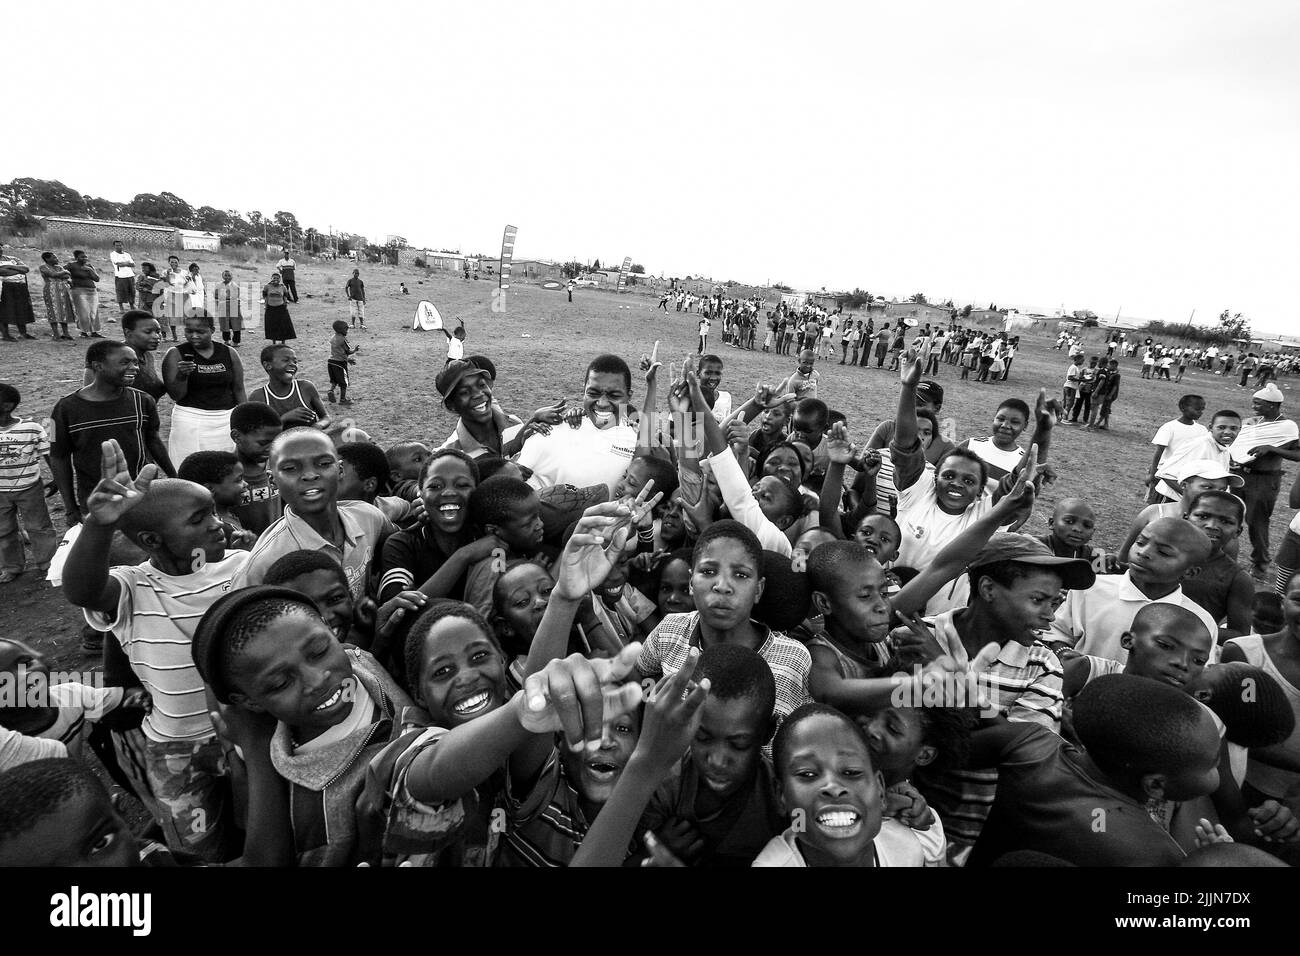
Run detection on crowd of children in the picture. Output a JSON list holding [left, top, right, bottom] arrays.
[[3, 320, 1300, 870]]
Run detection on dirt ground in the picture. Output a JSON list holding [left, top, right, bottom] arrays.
[[2, 244, 1296, 680]]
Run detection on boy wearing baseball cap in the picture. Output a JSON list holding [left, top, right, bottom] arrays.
[[1229, 383, 1300, 578], [1119, 459, 1244, 566]]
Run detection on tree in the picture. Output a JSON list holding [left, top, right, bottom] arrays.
[[5, 178, 87, 216], [1217, 309, 1250, 343], [960, 304, 972, 318], [125, 191, 193, 227], [561, 260, 584, 279], [910, 292, 928, 304], [592, 258, 602, 271], [195, 206, 230, 232], [84, 196, 124, 220], [629, 263, 645, 274]]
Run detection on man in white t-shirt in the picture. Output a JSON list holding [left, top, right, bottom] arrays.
[[1146, 394, 1210, 502], [109, 241, 136, 315], [517, 354, 637, 495]]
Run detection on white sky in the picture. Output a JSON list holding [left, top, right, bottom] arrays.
[[6, 0, 1297, 333]]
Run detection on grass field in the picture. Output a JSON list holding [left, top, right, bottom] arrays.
[[2, 242, 1297, 675]]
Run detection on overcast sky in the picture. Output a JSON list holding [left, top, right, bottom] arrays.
[[6, 1, 1296, 333]]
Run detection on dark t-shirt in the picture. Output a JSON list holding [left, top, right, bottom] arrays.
[[1181, 550, 1249, 626], [634, 755, 783, 868], [176, 342, 237, 410], [968, 725, 1185, 867], [345, 277, 365, 301], [379, 525, 463, 603], [233, 468, 282, 536], [50, 389, 160, 508], [65, 261, 99, 290]]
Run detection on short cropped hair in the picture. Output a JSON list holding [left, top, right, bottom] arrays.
[[692, 519, 764, 575], [1187, 490, 1244, 527], [938, 447, 989, 487], [177, 450, 241, 487], [1210, 409, 1241, 422], [230, 401, 283, 434], [121, 309, 156, 332], [259, 343, 293, 366], [0, 759, 109, 848], [807, 540, 875, 595], [1189, 663, 1295, 749], [631, 455, 679, 501], [696, 643, 776, 732], [996, 398, 1031, 420], [1178, 394, 1205, 410], [794, 397, 829, 429], [584, 354, 632, 391], [1073, 674, 1210, 778], [418, 447, 480, 486], [338, 441, 391, 494], [264, 549, 349, 593], [402, 600, 500, 697], [0, 383, 18, 407], [468, 475, 534, 528], [85, 340, 129, 368], [772, 703, 871, 775]]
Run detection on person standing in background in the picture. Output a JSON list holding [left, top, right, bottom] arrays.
[[38, 252, 75, 340], [108, 241, 136, 315], [345, 268, 366, 330], [65, 249, 102, 338], [212, 269, 243, 346], [0, 244, 37, 341], [276, 249, 298, 302], [162, 254, 185, 341]]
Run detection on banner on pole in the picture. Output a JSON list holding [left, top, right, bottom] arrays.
[[499, 225, 518, 289], [616, 256, 632, 293]]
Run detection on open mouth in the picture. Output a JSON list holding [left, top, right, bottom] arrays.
[[452, 689, 492, 717], [815, 809, 863, 837], [437, 503, 462, 518], [300, 488, 325, 501], [314, 684, 347, 712], [585, 759, 622, 783]]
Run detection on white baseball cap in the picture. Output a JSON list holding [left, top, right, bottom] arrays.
[[1179, 459, 1245, 487]]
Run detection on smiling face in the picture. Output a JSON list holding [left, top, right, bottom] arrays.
[[991, 405, 1028, 450], [1209, 415, 1241, 447], [1252, 398, 1281, 418], [612, 458, 652, 502], [796, 351, 815, 375], [421, 456, 476, 535], [779, 714, 883, 866], [559, 707, 640, 805], [94, 345, 140, 390], [271, 432, 340, 516], [414, 615, 507, 727], [229, 608, 357, 737], [691, 537, 764, 632], [698, 359, 723, 395], [976, 566, 1065, 646], [283, 568, 355, 639], [853, 515, 900, 565], [750, 475, 796, 527], [208, 465, 249, 510], [262, 346, 298, 382], [495, 563, 554, 649], [933, 454, 984, 514], [450, 371, 493, 424], [583, 370, 630, 428], [692, 695, 768, 796]]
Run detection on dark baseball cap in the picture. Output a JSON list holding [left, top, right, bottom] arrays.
[[970, 533, 1095, 590], [436, 360, 489, 409], [915, 381, 944, 406]]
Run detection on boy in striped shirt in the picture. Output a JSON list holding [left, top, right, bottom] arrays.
[[63, 439, 249, 862], [0, 384, 59, 583]]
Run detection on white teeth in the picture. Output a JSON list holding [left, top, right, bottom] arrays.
[[453, 690, 490, 715], [439, 504, 460, 513], [817, 811, 860, 828], [315, 686, 343, 711]]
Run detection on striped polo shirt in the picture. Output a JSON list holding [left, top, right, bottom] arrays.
[[0, 418, 49, 493], [86, 551, 248, 743]]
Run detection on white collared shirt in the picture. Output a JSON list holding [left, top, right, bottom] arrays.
[[1048, 571, 1219, 664]]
